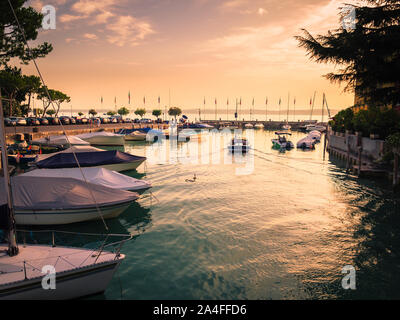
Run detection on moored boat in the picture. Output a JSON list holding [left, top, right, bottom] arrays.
[[76, 132, 125, 146], [272, 132, 294, 150], [228, 138, 251, 153]]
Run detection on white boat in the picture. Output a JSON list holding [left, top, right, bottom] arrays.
[[34, 146, 146, 172], [22, 167, 152, 193], [76, 132, 125, 146], [227, 138, 251, 153], [272, 132, 294, 150], [254, 123, 264, 129], [306, 124, 326, 132], [0, 100, 126, 300], [124, 131, 147, 141], [32, 135, 89, 147], [308, 130, 322, 142], [282, 124, 291, 130], [296, 137, 316, 149], [244, 123, 254, 129], [0, 242, 125, 299], [0, 176, 138, 225]]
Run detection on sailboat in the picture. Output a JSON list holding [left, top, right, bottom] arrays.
[[281, 93, 291, 131], [0, 95, 127, 299]]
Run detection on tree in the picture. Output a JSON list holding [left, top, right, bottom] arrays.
[[0, 0, 53, 67], [295, 1, 400, 107], [78, 112, 84, 117], [134, 108, 146, 118], [46, 109, 55, 117], [168, 107, 182, 120], [36, 87, 70, 116], [152, 109, 162, 119], [118, 107, 130, 117], [107, 110, 116, 116], [88, 109, 97, 117]]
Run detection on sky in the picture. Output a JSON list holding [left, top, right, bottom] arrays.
[[22, 0, 360, 114]]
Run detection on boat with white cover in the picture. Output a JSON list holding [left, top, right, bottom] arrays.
[[32, 135, 89, 147], [22, 167, 152, 193], [305, 124, 326, 132], [296, 137, 316, 149], [0, 176, 138, 225], [33, 146, 146, 172], [272, 132, 294, 150], [76, 132, 125, 146]]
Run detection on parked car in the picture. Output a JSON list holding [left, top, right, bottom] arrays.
[[124, 118, 132, 123], [74, 117, 88, 124], [100, 117, 109, 124], [133, 118, 141, 123], [38, 118, 49, 125], [140, 118, 152, 124], [108, 117, 118, 124], [69, 117, 76, 125], [4, 118, 17, 126], [59, 116, 71, 125], [26, 117, 41, 126], [45, 117, 60, 125], [8, 117, 27, 126]]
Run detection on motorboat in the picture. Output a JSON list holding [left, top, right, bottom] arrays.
[[296, 136, 316, 149], [32, 135, 89, 147], [0, 175, 138, 225], [22, 167, 152, 193], [228, 138, 251, 153], [254, 123, 264, 129], [33, 146, 146, 172], [282, 124, 291, 130], [124, 131, 147, 141], [308, 130, 322, 142], [305, 124, 326, 132], [244, 123, 254, 129], [272, 132, 294, 150], [76, 132, 125, 146]]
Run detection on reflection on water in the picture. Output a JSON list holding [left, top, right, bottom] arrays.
[[9, 129, 400, 300]]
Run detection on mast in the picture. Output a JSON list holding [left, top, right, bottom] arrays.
[[286, 92, 290, 123], [321, 93, 325, 123], [0, 89, 19, 256], [310, 91, 316, 121]]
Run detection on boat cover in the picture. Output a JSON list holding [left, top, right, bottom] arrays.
[[0, 176, 138, 210], [35, 150, 146, 169], [32, 135, 89, 146], [76, 132, 124, 139], [35, 146, 104, 162], [22, 167, 151, 191]]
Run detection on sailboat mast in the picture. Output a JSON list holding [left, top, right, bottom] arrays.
[[310, 91, 316, 121], [0, 90, 18, 256], [287, 92, 290, 123], [322, 93, 325, 123]]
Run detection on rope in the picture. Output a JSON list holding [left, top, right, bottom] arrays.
[[7, 0, 108, 231]]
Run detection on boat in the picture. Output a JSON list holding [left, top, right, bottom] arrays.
[[22, 167, 152, 193], [32, 135, 89, 147], [228, 138, 251, 153], [124, 131, 147, 141], [0, 175, 138, 225], [254, 123, 264, 129], [308, 130, 322, 142], [33, 146, 146, 172], [1, 97, 126, 299], [305, 124, 326, 132], [76, 132, 125, 146], [282, 124, 291, 130], [244, 123, 254, 129], [296, 137, 316, 149], [272, 132, 294, 150]]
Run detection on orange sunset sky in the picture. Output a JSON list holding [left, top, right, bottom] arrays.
[[22, 0, 360, 114]]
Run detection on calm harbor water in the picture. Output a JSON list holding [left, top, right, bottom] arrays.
[[29, 129, 400, 299]]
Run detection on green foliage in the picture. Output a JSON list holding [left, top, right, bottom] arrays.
[[0, 0, 53, 67], [46, 109, 55, 116], [168, 107, 182, 119], [78, 112, 84, 117], [296, 1, 400, 107], [134, 108, 146, 118], [152, 109, 162, 118], [36, 87, 70, 116], [330, 105, 400, 138], [118, 107, 130, 117], [387, 132, 400, 148], [88, 109, 97, 117], [107, 110, 116, 116]]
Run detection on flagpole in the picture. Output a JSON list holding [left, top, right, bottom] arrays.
[[265, 97, 268, 121], [293, 97, 296, 122], [226, 98, 229, 121]]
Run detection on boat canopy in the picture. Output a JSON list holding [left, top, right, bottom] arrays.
[[22, 168, 151, 191], [35, 150, 146, 169], [0, 176, 138, 210], [32, 135, 89, 146], [76, 132, 124, 139]]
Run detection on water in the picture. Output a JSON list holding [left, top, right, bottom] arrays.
[[34, 130, 400, 299]]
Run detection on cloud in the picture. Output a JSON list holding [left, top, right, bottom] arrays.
[[257, 8, 267, 16], [59, 14, 85, 23], [83, 33, 98, 40], [106, 15, 155, 47], [71, 0, 116, 15]]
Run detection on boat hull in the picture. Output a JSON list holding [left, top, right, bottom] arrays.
[[100, 159, 145, 172], [0, 259, 123, 300], [81, 136, 125, 146], [15, 201, 132, 225], [124, 134, 146, 141]]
